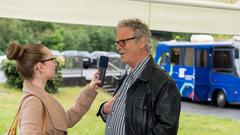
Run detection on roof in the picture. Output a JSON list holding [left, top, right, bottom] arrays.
[[0, 0, 240, 35], [157, 41, 234, 47]]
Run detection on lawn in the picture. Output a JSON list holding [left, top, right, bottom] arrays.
[[0, 83, 240, 135]]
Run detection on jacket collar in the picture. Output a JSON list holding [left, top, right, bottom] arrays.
[[114, 56, 155, 95], [137, 56, 155, 82], [22, 81, 68, 131]]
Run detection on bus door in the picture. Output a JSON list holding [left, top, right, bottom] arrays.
[[194, 48, 210, 102], [178, 47, 195, 100], [165, 47, 195, 100], [157, 47, 186, 94]]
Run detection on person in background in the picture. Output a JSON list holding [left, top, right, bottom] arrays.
[[97, 18, 181, 135], [6, 43, 101, 134]]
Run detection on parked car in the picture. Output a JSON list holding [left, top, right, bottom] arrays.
[[89, 51, 108, 67], [89, 51, 125, 69], [107, 51, 120, 58], [107, 52, 125, 69], [62, 50, 79, 69], [78, 51, 91, 68], [51, 50, 61, 56], [50, 50, 65, 67], [62, 50, 91, 69]]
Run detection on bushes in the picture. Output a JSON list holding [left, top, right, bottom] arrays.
[[1, 60, 62, 93], [1, 60, 22, 89]]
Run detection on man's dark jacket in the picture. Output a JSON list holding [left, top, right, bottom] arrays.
[[97, 56, 181, 135]]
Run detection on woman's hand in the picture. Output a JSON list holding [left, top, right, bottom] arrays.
[[88, 71, 101, 91]]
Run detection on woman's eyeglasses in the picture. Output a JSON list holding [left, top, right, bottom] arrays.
[[114, 37, 136, 47], [40, 57, 57, 64]]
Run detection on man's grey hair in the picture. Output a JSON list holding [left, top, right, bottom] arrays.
[[116, 18, 152, 52]]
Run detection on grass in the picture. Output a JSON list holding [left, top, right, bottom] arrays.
[[0, 84, 109, 135], [1, 83, 240, 135], [179, 113, 240, 135]]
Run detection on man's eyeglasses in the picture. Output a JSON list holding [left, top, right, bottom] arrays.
[[40, 57, 57, 64], [114, 37, 136, 47]]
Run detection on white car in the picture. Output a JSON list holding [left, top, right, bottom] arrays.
[[62, 50, 91, 69], [90, 51, 108, 67]]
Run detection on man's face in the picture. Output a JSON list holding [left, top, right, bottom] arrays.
[[115, 27, 143, 68]]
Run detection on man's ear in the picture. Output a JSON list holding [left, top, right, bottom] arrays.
[[139, 36, 147, 48]]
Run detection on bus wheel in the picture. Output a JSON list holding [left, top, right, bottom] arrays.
[[216, 91, 227, 107]]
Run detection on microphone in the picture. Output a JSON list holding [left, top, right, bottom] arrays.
[[98, 56, 109, 87]]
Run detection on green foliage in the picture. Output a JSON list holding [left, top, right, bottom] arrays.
[[61, 25, 115, 52], [0, 19, 23, 51], [0, 18, 233, 55], [151, 30, 173, 41], [87, 26, 115, 51], [212, 34, 233, 41], [62, 25, 91, 51], [0, 51, 4, 55], [41, 28, 65, 51], [0, 18, 116, 53], [1, 60, 22, 89], [1, 60, 62, 93], [0, 19, 56, 51], [172, 32, 192, 41]]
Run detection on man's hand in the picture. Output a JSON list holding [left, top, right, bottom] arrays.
[[103, 95, 118, 114]]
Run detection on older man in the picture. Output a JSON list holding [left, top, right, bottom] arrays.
[[97, 18, 181, 135]]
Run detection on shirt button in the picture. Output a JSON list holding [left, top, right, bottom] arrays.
[[108, 126, 110, 129]]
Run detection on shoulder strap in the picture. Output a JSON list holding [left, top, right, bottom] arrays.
[[5, 94, 46, 135], [42, 102, 46, 133], [5, 95, 33, 135], [5, 104, 20, 135]]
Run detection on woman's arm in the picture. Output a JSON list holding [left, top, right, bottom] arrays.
[[66, 71, 100, 127]]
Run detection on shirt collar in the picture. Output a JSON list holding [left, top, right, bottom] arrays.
[[126, 56, 150, 76]]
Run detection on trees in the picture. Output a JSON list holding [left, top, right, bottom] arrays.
[[86, 26, 115, 52], [0, 19, 24, 51], [0, 18, 116, 53], [0, 18, 232, 54]]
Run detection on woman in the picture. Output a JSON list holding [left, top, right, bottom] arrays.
[[6, 43, 101, 134]]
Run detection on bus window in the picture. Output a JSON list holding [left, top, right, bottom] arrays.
[[160, 52, 167, 64], [170, 48, 182, 65], [196, 49, 208, 68], [184, 48, 194, 66], [213, 50, 233, 73]]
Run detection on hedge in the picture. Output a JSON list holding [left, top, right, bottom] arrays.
[[1, 60, 62, 93]]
